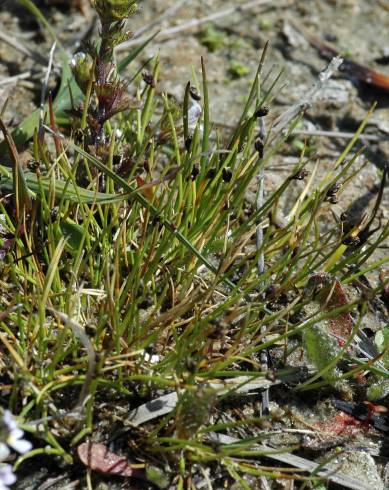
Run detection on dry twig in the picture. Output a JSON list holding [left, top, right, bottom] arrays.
[[116, 0, 285, 52]]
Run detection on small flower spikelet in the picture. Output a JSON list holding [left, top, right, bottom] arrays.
[[91, 0, 138, 22], [70, 52, 94, 94]]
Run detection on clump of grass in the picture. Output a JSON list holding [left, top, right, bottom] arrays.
[[0, 0, 388, 487]]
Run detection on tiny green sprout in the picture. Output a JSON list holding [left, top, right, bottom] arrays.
[[342, 48, 354, 58], [231, 38, 251, 50], [367, 379, 389, 402], [146, 466, 170, 489], [291, 137, 317, 157], [199, 24, 225, 52], [228, 60, 250, 79], [258, 18, 272, 30]]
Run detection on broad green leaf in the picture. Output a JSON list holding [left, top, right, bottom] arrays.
[[375, 327, 389, 368], [60, 219, 86, 250], [303, 324, 341, 385]]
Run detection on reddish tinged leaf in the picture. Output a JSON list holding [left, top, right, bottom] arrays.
[[363, 401, 388, 415], [77, 442, 133, 476], [315, 412, 365, 436], [135, 175, 154, 201], [305, 273, 353, 341], [332, 399, 389, 434]]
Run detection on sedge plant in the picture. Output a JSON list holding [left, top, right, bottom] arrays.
[[0, 0, 388, 487]]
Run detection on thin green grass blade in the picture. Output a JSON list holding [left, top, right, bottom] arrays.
[[69, 142, 234, 288], [117, 31, 159, 72], [200, 57, 210, 174]]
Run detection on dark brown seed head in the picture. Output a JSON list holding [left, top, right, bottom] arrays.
[[191, 164, 200, 180], [327, 195, 339, 204], [326, 183, 342, 197], [222, 167, 233, 182], [340, 211, 348, 222], [112, 154, 122, 166], [254, 136, 264, 157], [50, 207, 59, 220], [255, 106, 270, 117], [142, 71, 155, 88], [291, 169, 309, 180], [207, 168, 217, 179], [185, 137, 192, 151], [342, 235, 360, 246], [189, 86, 201, 101], [27, 160, 40, 171]]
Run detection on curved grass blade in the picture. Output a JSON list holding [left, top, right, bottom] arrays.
[[117, 31, 159, 73], [0, 165, 130, 205]]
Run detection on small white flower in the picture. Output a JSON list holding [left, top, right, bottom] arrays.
[[144, 352, 160, 364], [0, 464, 16, 490], [2, 411, 32, 454], [0, 215, 6, 235], [2, 412, 17, 433], [115, 128, 123, 139], [0, 444, 9, 462], [6, 427, 32, 454], [188, 101, 203, 135]]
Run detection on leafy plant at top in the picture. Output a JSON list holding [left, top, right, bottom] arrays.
[[70, 1, 139, 152], [0, 0, 156, 154]]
